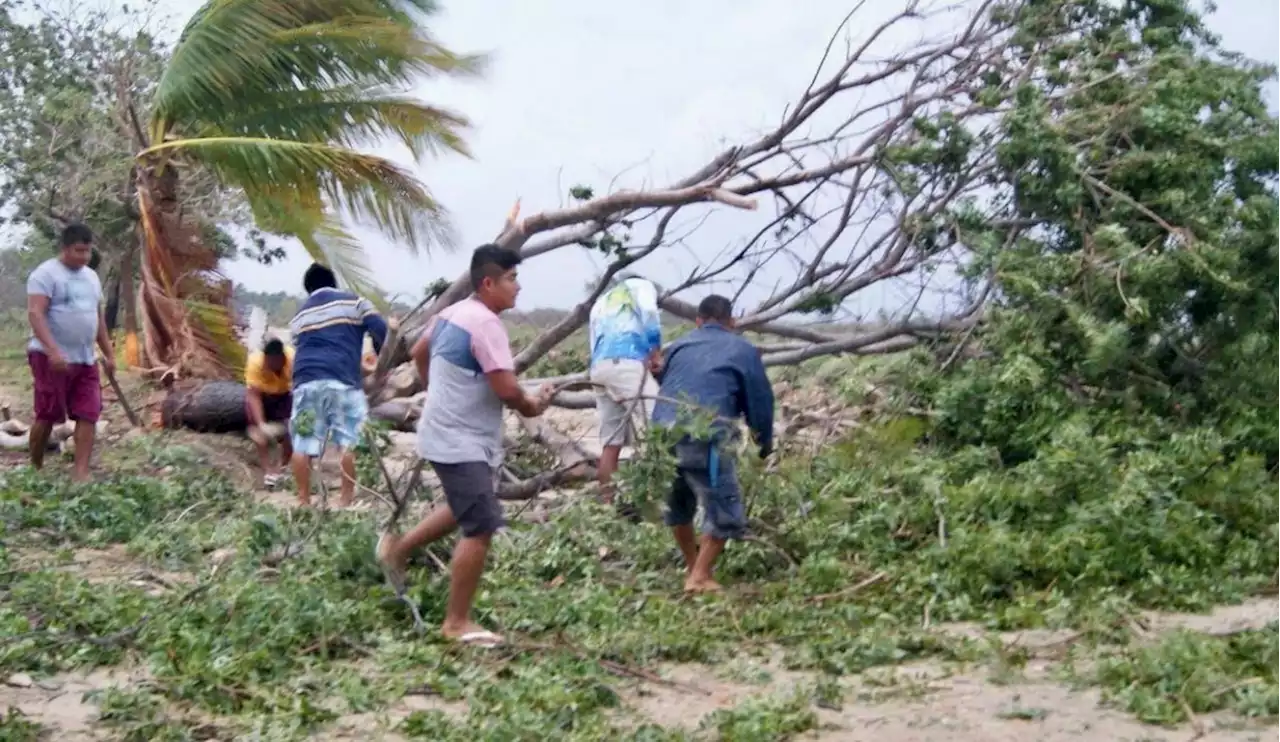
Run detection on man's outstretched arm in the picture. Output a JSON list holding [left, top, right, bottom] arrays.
[[486, 371, 550, 418], [475, 318, 549, 418]]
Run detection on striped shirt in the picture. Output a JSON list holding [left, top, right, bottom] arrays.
[[289, 288, 388, 388]]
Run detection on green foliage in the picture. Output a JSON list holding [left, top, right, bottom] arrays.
[[93, 687, 209, 742], [0, 708, 47, 741], [925, 0, 1280, 472], [0, 468, 241, 548], [700, 690, 819, 741], [1090, 625, 1279, 725]]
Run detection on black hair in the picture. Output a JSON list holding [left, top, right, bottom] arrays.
[[303, 262, 337, 293], [60, 223, 93, 247], [263, 338, 286, 357], [697, 294, 734, 323], [469, 243, 521, 291]]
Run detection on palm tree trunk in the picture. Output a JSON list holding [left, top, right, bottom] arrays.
[[135, 163, 244, 380]]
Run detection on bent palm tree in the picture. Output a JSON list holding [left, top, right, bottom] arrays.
[[131, 0, 481, 380]]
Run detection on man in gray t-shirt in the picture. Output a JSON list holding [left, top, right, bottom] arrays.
[[26, 223, 115, 482], [377, 245, 552, 648]]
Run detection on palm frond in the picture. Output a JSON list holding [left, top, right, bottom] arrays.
[[154, 0, 484, 130], [247, 193, 386, 307], [141, 136, 456, 250], [204, 88, 471, 160], [187, 299, 248, 377], [300, 222, 389, 312]]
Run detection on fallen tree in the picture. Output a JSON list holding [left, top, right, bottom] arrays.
[[160, 380, 250, 433], [267, 0, 1042, 498], [380, 1, 1009, 379], [349, 1, 1012, 502]]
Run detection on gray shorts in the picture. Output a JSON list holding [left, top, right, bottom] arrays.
[[430, 461, 505, 538], [662, 441, 747, 540], [590, 359, 658, 447]]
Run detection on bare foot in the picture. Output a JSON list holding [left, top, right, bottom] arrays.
[[684, 577, 723, 593]]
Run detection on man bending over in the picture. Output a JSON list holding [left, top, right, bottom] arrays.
[[587, 276, 662, 505], [652, 295, 774, 592], [377, 244, 552, 647], [26, 223, 115, 483], [288, 263, 387, 507], [245, 337, 295, 487]]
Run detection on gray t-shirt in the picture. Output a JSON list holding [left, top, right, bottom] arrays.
[[27, 258, 102, 365]]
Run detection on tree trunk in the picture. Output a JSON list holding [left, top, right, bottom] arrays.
[[368, 393, 423, 432], [161, 380, 249, 433], [136, 163, 242, 380]]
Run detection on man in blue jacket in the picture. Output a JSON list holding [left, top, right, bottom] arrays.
[[288, 263, 388, 507], [652, 294, 774, 592]]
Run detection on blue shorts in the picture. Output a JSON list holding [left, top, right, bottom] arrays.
[[289, 380, 369, 457], [662, 441, 747, 540]]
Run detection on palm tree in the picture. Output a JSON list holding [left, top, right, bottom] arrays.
[[130, 0, 482, 379]]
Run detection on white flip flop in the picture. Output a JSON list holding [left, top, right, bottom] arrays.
[[455, 630, 504, 648], [375, 534, 407, 596]]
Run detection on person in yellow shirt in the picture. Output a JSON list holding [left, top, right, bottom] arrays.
[[245, 338, 295, 487]]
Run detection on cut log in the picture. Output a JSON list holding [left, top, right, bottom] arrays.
[[369, 393, 423, 432], [0, 430, 55, 451], [367, 363, 421, 406], [0, 419, 29, 436], [161, 380, 249, 433], [0, 421, 103, 452]]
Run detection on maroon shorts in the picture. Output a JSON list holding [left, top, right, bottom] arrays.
[[28, 351, 102, 424], [248, 392, 293, 423]]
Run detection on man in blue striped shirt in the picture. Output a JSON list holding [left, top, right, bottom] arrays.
[[288, 263, 388, 507], [652, 295, 774, 592]]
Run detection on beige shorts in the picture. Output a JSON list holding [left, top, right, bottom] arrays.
[[590, 359, 658, 448]]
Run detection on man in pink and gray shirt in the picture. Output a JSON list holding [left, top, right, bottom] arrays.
[[377, 244, 552, 647]]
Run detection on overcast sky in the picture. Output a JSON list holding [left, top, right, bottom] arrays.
[[184, 0, 1277, 311]]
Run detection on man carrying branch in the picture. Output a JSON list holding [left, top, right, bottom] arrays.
[[653, 295, 774, 593], [377, 244, 554, 647], [26, 223, 116, 483]]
